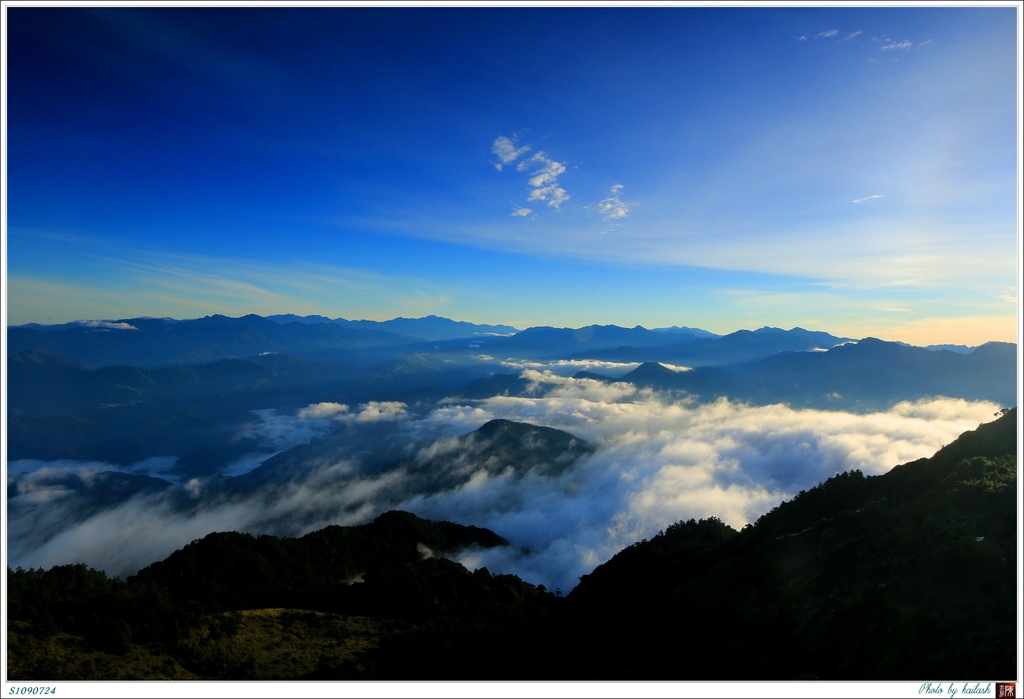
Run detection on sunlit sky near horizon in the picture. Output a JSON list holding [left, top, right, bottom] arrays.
[[3, 3, 1021, 346]]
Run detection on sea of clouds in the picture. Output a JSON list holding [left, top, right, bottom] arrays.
[[6, 370, 1001, 592]]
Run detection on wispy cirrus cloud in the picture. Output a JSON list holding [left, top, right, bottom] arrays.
[[5, 230, 459, 326], [869, 35, 935, 57], [994, 287, 1017, 304], [880, 39, 913, 51], [852, 193, 884, 204], [798, 28, 861, 43]]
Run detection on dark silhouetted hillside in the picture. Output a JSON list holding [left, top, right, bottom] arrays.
[[8, 511, 554, 680], [557, 408, 1018, 680]]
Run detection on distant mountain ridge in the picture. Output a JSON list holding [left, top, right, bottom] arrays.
[[9, 313, 1009, 370], [7, 313, 528, 369], [650, 325, 721, 339], [10, 315, 718, 366], [484, 323, 703, 357], [7, 314, 419, 367], [586, 337, 1017, 411], [266, 313, 520, 340], [565, 325, 855, 366]]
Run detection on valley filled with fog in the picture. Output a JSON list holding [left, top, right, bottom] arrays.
[[7, 315, 1014, 593]]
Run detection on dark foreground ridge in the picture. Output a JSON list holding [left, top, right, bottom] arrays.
[[7, 409, 1017, 680]]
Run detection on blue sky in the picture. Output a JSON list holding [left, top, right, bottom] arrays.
[[4, 4, 1020, 344]]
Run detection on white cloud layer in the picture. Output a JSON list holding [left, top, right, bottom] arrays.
[[6, 379, 1000, 594], [498, 358, 645, 377], [71, 320, 139, 330], [403, 381, 1000, 590]]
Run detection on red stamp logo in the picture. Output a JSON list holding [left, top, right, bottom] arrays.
[[996, 683, 1016, 698]]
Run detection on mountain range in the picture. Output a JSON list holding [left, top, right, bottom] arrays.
[[8, 313, 998, 368], [579, 337, 1018, 411], [7, 313, 1016, 478]]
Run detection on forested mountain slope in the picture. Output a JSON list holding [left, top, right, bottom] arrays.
[[558, 408, 1018, 679]]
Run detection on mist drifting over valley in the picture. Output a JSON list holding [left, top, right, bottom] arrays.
[[6, 314, 1014, 594]]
